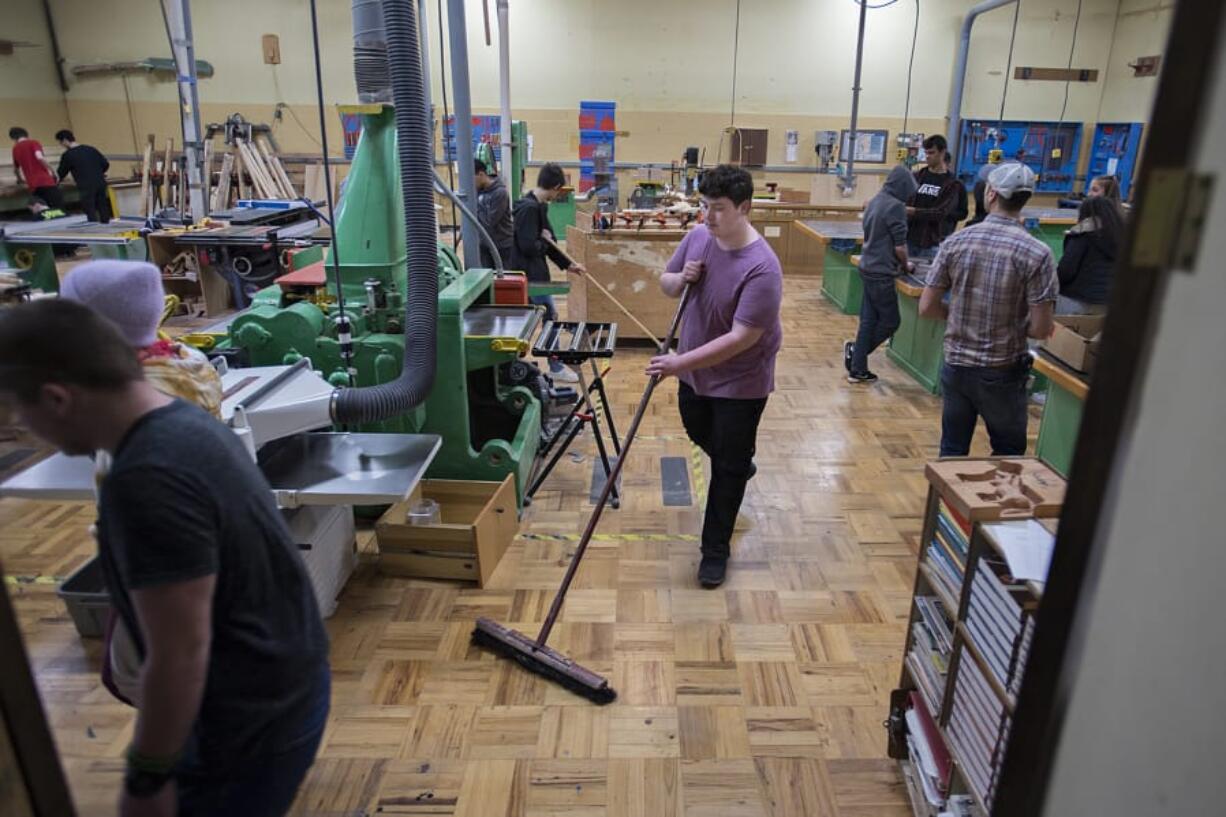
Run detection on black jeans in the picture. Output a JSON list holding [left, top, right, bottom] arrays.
[[852, 273, 901, 373], [32, 185, 64, 209], [79, 186, 113, 223], [177, 667, 330, 817], [678, 380, 768, 560], [939, 359, 1031, 457]]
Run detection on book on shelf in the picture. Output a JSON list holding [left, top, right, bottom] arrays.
[[938, 794, 976, 817], [906, 691, 952, 803], [916, 596, 954, 653], [906, 651, 942, 717]]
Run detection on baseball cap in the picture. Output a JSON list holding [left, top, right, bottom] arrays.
[[988, 162, 1036, 199]]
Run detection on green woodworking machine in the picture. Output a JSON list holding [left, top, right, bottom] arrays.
[[213, 105, 545, 502]]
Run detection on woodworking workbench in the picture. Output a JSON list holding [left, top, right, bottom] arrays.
[[1031, 350, 1089, 477], [749, 201, 861, 277], [888, 268, 946, 395], [564, 223, 685, 342], [796, 219, 865, 314]]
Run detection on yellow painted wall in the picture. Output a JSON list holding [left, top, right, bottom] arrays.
[[1, 0, 1171, 182]]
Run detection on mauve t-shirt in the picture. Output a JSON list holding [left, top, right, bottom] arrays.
[[666, 225, 783, 399]]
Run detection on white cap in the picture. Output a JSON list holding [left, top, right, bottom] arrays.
[[988, 162, 1037, 199]]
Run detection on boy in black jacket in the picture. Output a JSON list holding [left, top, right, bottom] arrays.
[[511, 163, 586, 381], [906, 135, 963, 258]]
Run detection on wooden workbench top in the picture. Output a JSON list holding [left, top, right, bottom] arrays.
[[1033, 350, 1090, 400], [751, 199, 864, 213]]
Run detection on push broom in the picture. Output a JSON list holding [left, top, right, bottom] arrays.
[[472, 268, 694, 704]]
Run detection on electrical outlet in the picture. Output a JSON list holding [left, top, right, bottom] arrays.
[[262, 34, 281, 65]]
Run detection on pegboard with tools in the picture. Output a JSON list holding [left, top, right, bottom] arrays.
[[956, 120, 1083, 194], [1086, 122, 1144, 199]]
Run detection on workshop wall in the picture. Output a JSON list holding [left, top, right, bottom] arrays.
[[1, 0, 1171, 179]]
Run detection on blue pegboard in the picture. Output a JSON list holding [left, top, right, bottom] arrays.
[[442, 114, 503, 162], [1087, 122, 1143, 199], [957, 120, 1083, 194]]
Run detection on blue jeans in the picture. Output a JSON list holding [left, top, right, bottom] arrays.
[[530, 294, 563, 373], [852, 274, 900, 374], [939, 360, 1031, 457], [907, 241, 937, 261], [177, 668, 330, 817]]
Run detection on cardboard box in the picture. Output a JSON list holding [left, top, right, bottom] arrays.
[[1042, 315, 1105, 373], [778, 188, 811, 204]]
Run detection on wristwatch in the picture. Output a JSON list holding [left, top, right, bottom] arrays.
[[124, 745, 179, 798], [123, 767, 172, 798]]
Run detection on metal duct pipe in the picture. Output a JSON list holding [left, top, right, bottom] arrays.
[[418, 0, 433, 131], [446, 0, 481, 269], [948, 0, 1018, 170], [842, 0, 869, 194], [497, 0, 512, 202], [352, 0, 392, 102], [332, 0, 438, 424]]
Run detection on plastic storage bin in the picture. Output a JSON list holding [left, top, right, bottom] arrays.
[[57, 556, 112, 638]]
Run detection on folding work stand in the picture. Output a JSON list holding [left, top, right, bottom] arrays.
[[525, 320, 622, 507]]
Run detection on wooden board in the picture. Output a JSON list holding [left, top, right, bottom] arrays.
[[924, 457, 1066, 521], [566, 224, 684, 342]]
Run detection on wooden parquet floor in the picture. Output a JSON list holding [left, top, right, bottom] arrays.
[[1, 277, 1042, 816]]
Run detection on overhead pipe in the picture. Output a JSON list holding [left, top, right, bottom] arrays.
[[331, 0, 438, 424], [418, 0, 434, 135], [948, 0, 1018, 170], [497, 0, 512, 201], [446, 0, 482, 269], [842, 0, 869, 194]]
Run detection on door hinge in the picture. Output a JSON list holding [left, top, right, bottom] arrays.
[[1132, 169, 1215, 271]]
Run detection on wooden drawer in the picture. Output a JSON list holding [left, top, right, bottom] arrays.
[[375, 476, 518, 587]]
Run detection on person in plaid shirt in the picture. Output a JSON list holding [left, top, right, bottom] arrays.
[[919, 163, 1057, 456]]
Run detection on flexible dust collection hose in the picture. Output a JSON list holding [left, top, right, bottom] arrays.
[[332, 0, 439, 425]]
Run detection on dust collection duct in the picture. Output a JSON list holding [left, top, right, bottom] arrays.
[[331, 0, 439, 425]]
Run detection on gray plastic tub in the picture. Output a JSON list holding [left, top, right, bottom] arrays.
[[56, 556, 112, 638]]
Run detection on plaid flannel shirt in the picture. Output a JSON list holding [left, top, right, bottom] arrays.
[[927, 214, 1058, 368]]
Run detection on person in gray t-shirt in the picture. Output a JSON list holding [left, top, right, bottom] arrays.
[[847, 164, 918, 382]]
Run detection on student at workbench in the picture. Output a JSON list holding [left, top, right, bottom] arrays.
[[1056, 195, 1122, 315], [475, 157, 513, 270], [846, 164, 918, 383], [0, 299, 329, 817], [920, 163, 1057, 457], [8, 126, 64, 210], [512, 162, 586, 383], [906, 135, 963, 259], [648, 165, 783, 589], [55, 129, 112, 223]]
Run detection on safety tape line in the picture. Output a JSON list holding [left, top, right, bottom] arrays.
[[518, 532, 699, 542], [4, 574, 61, 586], [690, 442, 707, 505]]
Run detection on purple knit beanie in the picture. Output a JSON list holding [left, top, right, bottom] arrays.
[[60, 260, 166, 348]]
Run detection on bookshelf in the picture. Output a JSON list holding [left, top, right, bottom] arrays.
[[889, 458, 1064, 816]]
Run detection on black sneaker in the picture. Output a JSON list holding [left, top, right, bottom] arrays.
[[697, 556, 727, 588], [847, 370, 879, 384], [843, 340, 854, 373], [747, 461, 758, 480]]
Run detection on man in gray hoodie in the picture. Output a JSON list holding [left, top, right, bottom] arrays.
[[846, 164, 918, 383]]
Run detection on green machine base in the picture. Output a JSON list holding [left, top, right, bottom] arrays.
[[887, 289, 945, 395], [220, 106, 545, 504], [820, 246, 863, 315], [1035, 376, 1084, 477]]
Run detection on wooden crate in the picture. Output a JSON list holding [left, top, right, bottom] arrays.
[[375, 476, 518, 587]]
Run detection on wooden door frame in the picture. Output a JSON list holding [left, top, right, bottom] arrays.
[[994, 1, 1225, 813]]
